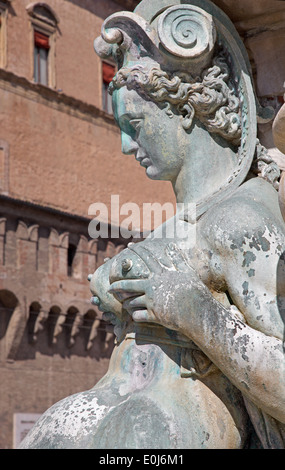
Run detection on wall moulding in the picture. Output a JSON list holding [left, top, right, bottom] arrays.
[[0, 69, 117, 130], [26, 2, 60, 26]]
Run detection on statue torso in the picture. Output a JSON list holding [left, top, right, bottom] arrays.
[[20, 178, 283, 449]]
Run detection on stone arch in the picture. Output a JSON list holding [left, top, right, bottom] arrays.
[[0, 289, 25, 361], [29, 300, 42, 312], [26, 2, 60, 25], [0, 289, 18, 340]]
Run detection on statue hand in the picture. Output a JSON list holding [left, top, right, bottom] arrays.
[[109, 243, 203, 331], [89, 259, 123, 318]]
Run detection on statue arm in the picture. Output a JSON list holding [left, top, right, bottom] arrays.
[[178, 279, 285, 424], [110, 200, 285, 423], [111, 256, 285, 423], [199, 198, 285, 422]]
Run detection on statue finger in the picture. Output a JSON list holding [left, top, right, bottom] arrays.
[[90, 295, 107, 312], [123, 294, 147, 311], [91, 292, 122, 314], [109, 279, 148, 301], [129, 244, 164, 274], [131, 309, 158, 323]]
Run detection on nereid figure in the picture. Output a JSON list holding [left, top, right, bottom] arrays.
[[20, 0, 285, 449]]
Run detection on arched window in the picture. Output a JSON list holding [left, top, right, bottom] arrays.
[[26, 3, 59, 87]]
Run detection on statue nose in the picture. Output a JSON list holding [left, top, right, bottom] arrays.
[[121, 131, 138, 155]]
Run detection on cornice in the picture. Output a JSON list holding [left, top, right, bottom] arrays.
[[0, 68, 117, 130]]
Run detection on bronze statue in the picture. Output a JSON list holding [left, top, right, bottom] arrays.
[[20, 0, 285, 449]]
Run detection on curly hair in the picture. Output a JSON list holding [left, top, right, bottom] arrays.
[[109, 50, 242, 145]]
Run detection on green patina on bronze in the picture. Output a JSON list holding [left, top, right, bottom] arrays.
[[20, 0, 285, 449]]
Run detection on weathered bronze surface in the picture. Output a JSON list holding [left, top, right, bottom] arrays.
[[20, 0, 285, 449]]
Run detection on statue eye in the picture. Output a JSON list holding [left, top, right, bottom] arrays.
[[129, 119, 142, 131]]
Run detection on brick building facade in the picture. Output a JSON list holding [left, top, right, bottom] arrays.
[[0, 0, 285, 449], [0, 0, 175, 449]]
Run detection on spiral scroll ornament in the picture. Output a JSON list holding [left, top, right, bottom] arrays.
[[157, 5, 216, 59]]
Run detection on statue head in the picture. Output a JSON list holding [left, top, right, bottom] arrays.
[[110, 47, 241, 145], [94, 0, 278, 218]]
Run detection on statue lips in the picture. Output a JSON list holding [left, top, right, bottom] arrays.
[[136, 153, 151, 167], [140, 157, 151, 168]]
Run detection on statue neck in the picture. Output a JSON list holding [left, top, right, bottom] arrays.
[[172, 121, 238, 206]]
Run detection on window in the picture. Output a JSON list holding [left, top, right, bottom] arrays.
[[102, 61, 115, 114], [26, 3, 59, 88], [67, 243, 77, 277], [34, 30, 49, 85]]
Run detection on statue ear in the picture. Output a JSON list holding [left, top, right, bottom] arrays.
[[180, 104, 195, 131]]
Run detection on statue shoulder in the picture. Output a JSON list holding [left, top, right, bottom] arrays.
[[200, 177, 285, 252]]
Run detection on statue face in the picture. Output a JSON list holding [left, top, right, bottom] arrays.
[[112, 87, 187, 182]]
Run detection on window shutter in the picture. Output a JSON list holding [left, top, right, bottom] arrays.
[[102, 62, 115, 84], [34, 31, 50, 50]]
